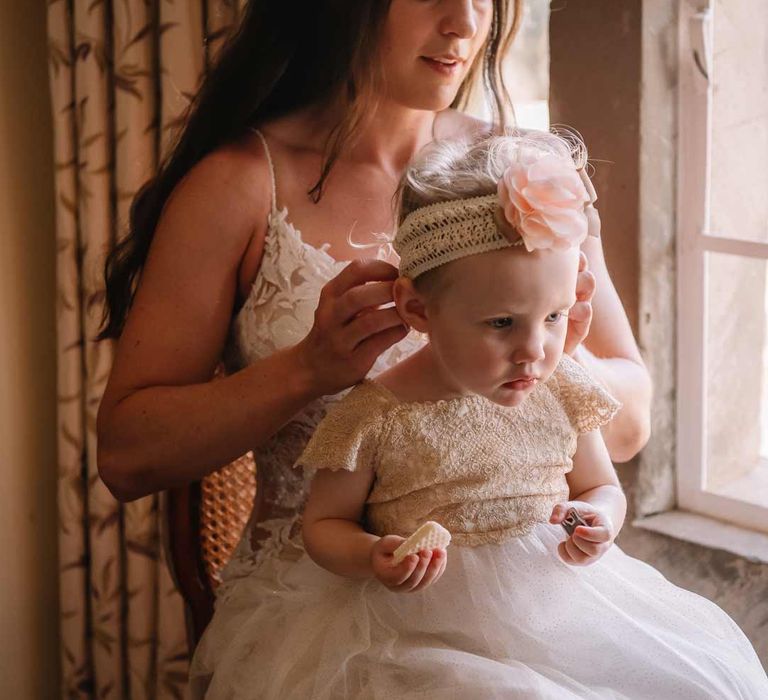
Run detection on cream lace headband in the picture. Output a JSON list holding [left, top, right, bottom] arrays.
[[393, 153, 601, 280]]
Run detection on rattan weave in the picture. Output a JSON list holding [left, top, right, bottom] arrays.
[[200, 451, 257, 587]]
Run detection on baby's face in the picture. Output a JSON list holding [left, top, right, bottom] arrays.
[[418, 246, 580, 408]]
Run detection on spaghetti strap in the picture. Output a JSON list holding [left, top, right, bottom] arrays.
[[251, 128, 278, 213]]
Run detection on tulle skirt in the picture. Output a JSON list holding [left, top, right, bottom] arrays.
[[190, 522, 768, 699]]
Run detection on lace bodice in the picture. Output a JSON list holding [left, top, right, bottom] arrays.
[[296, 354, 621, 547], [221, 130, 426, 565]]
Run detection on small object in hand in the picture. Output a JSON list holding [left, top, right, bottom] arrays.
[[392, 521, 452, 565], [561, 507, 588, 536]]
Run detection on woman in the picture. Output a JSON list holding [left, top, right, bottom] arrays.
[[96, 0, 651, 689]]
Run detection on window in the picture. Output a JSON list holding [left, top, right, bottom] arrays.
[[466, 0, 550, 131], [677, 0, 768, 534]]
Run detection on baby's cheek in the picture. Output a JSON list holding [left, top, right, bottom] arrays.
[[542, 334, 567, 374], [452, 342, 498, 380], [539, 354, 562, 382]]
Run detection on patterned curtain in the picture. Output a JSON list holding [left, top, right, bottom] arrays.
[[47, 1, 244, 697]]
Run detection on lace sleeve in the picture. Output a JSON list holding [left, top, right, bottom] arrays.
[[293, 382, 391, 473], [547, 354, 622, 434]]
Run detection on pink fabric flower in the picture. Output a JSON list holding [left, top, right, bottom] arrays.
[[497, 153, 591, 252]]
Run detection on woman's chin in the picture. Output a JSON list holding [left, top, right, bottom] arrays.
[[389, 86, 461, 114]]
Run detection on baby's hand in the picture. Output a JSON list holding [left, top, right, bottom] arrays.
[[371, 535, 447, 592], [549, 501, 615, 567]]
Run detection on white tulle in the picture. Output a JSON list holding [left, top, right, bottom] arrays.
[[193, 522, 767, 699]]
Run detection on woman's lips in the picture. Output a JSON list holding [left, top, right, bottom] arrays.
[[420, 56, 462, 77]]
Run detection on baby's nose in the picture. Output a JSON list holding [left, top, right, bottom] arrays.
[[511, 333, 546, 364]]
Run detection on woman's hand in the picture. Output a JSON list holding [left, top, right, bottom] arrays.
[[564, 251, 596, 356], [371, 535, 447, 592], [549, 500, 615, 567], [296, 259, 410, 397]]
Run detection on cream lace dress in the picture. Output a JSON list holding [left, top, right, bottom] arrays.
[[189, 133, 768, 699]]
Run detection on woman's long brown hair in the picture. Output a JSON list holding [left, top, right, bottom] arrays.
[[98, 0, 522, 340]]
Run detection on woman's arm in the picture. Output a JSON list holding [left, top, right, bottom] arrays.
[[97, 145, 295, 500], [97, 145, 407, 502], [575, 234, 652, 463]]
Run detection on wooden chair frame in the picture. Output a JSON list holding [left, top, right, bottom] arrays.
[[163, 484, 215, 649]]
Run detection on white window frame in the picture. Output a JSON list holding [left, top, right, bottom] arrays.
[[676, 0, 768, 534]]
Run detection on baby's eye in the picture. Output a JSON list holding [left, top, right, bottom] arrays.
[[546, 311, 566, 324], [488, 317, 513, 330]]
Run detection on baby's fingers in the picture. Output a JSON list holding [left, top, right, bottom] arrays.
[[574, 525, 611, 544], [559, 538, 591, 566], [379, 554, 419, 587], [394, 550, 432, 592], [409, 549, 446, 592], [571, 534, 603, 558]]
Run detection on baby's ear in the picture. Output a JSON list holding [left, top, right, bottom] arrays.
[[393, 277, 430, 333]]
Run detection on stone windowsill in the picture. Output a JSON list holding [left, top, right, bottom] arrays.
[[632, 510, 768, 565]]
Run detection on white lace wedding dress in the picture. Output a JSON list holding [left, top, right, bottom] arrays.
[[188, 130, 427, 697]]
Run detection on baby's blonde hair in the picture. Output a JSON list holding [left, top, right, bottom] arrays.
[[398, 127, 589, 224]]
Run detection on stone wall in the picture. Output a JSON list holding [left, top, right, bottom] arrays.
[[550, 0, 768, 666]]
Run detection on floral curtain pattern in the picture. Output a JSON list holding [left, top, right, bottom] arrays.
[[47, 1, 243, 697]]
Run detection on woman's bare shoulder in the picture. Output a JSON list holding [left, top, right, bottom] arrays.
[[166, 133, 272, 241], [156, 133, 275, 298], [101, 136, 275, 404]]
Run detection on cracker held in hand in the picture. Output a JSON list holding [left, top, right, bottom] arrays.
[[392, 521, 452, 565]]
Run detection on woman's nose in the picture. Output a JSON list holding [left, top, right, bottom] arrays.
[[439, 0, 479, 39]]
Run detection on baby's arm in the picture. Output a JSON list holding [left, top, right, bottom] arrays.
[[550, 428, 627, 566], [302, 468, 446, 590], [302, 466, 378, 578], [566, 428, 627, 533]]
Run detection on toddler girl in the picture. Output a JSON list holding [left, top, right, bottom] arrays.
[[196, 132, 768, 699]]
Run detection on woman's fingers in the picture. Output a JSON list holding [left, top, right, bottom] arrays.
[[569, 300, 592, 324], [355, 324, 410, 369], [324, 259, 399, 298], [343, 307, 407, 350], [563, 251, 596, 356], [336, 280, 398, 325], [575, 267, 596, 303], [302, 259, 409, 394], [564, 300, 593, 355]]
